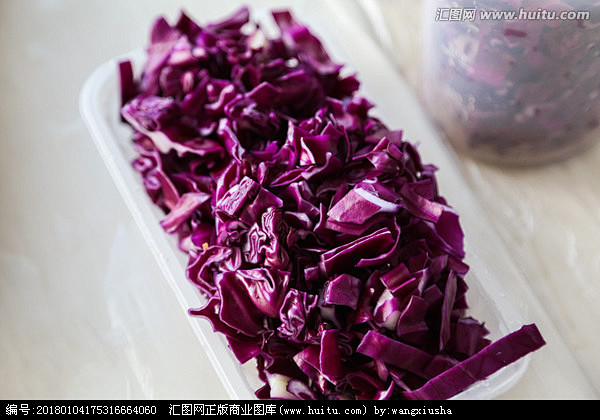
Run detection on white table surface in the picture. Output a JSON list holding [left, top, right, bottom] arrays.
[[1, 0, 598, 400]]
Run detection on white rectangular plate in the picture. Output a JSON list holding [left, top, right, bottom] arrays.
[[80, 5, 531, 400]]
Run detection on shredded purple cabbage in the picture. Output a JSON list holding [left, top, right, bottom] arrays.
[[119, 7, 545, 400]]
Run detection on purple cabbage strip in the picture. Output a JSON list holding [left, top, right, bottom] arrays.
[[119, 7, 545, 400], [402, 324, 546, 400]]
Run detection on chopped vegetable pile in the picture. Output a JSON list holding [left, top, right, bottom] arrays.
[[118, 7, 545, 400]]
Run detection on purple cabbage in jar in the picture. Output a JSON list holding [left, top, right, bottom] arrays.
[[422, 0, 600, 165]]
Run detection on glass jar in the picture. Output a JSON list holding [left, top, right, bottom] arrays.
[[421, 0, 600, 166]]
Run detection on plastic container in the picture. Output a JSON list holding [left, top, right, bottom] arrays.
[[421, 0, 600, 166], [80, 8, 534, 400]]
